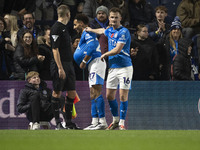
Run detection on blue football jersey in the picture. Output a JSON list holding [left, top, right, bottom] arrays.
[[104, 26, 132, 68], [73, 30, 101, 66]]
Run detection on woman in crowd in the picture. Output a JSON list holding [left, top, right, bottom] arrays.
[[159, 16, 183, 80], [4, 14, 19, 48], [13, 30, 45, 80]]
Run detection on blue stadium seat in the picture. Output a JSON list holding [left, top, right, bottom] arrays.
[[160, 0, 182, 24]]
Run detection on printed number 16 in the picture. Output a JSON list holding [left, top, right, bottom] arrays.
[[123, 77, 130, 84]]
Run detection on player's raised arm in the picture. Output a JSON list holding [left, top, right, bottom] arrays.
[[85, 27, 105, 35]]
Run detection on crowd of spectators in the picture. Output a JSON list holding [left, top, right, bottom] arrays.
[[0, 0, 200, 81]]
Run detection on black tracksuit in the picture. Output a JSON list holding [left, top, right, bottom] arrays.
[[17, 81, 54, 122]]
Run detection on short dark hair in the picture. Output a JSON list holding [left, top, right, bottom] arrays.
[[22, 13, 35, 21], [74, 14, 89, 25], [155, 6, 168, 13], [109, 7, 122, 16]]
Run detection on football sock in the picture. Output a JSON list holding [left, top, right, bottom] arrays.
[[113, 116, 119, 123], [96, 95, 105, 118], [51, 97, 60, 125], [65, 97, 74, 124], [99, 117, 107, 125], [91, 117, 98, 125], [91, 99, 98, 118], [108, 99, 119, 117], [120, 101, 128, 120], [119, 119, 125, 126]]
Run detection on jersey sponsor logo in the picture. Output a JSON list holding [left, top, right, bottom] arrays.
[[111, 33, 114, 38], [52, 35, 59, 42]]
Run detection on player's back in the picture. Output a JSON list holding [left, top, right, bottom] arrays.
[[73, 31, 101, 66]]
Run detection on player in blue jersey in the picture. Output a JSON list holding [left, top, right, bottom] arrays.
[[85, 7, 133, 130], [73, 14, 108, 130]]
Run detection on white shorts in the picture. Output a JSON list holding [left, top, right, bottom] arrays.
[[88, 57, 106, 87], [106, 66, 133, 90]]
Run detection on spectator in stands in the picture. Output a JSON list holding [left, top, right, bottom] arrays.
[[148, 6, 170, 43], [38, 27, 52, 80], [35, 0, 55, 21], [17, 71, 55, 130], [89, 5, 109, 54], [160, 16, 183, 80], [4, 14, 19, 48], [17, 13, 43, 43], [128, 0, 155, 29], [0, 16, 11, 80], [176, 0, 200, 39], [83, 0, 113, 22], [173, 38, 193, 80], [3, 14, 19, 79], [110, 0, 130, 27], [13, 30, 45, 80], [147, 6, 171, 80], [131, 24, 159, 80]]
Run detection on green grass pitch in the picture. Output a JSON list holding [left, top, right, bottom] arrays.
[[1, 130, 200, 150]]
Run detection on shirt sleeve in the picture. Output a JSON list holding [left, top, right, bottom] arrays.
[[117, 29, 128, 44], [85, 33, 96, 56], [104, 28, 109, 37], [50, 27, 60, 49]]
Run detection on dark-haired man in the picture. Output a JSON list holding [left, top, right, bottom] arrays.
[[73, 13, 108, 130], [86, 7, 133, 130]]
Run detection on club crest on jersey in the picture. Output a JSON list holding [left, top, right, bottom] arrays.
[[85, 33, 92, 40], [119, 35, 126, 41], [52, 35, 59, 42]]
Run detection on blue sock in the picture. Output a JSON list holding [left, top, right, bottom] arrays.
[[120, 101, 128, 120], [108, 99, 118, 117], [96, 95, 105, 118], [91, 99, 98, 118]]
